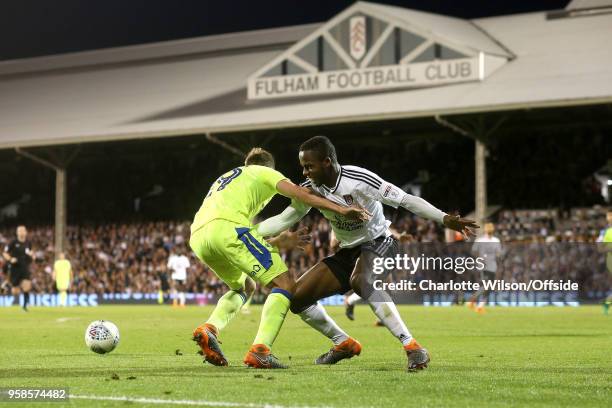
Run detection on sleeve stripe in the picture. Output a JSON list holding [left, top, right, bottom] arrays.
[[342, 170, 382, 188], [342, 168, 382, 188], [342, 173, 380, 190], [343, 167, 384, 183], [300, 180, 312, 187]]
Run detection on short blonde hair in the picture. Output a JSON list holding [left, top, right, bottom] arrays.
[[245, 147, 275, 168]]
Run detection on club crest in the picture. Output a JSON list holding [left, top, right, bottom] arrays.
[[350, 16, 366, 60]]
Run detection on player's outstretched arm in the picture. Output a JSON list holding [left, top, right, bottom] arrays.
[[355, 165, 479, 237], [399, 194, 479, 238], [441, 214, 479, 239], [256, 204, 308, 237], [2, 246, 12, 262], [2, 249, 15, 263], [266, 227, 311, 251], [276, 180, 369, 222]]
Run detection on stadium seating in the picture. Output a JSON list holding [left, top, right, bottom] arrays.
[[0, 207, 608, 299]]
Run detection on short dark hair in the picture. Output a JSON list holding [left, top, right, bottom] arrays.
[[245, 147, 275, 168], [299, 136, 338, 164]]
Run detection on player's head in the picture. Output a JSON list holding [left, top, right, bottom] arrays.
[[245, 147, 275, 168], [484, 222, 495, 235], [58, 252, 65, 260], [16, 225, 27, 241], [298, 136, 338, 185], [607, 210, 612, 225]]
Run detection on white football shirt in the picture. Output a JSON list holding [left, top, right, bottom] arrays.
[[256, 164, 446, 248], [297, 165, 409, 248], [471, 236, 502, 272], [167, 254, 190, 281]]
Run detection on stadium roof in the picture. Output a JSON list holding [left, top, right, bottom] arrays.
[[1, 1, 612, 148]]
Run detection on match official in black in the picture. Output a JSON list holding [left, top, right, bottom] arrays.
[[2, 225, 34, 311]]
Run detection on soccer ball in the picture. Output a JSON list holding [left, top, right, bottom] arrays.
[[85, 320, 120, 354]]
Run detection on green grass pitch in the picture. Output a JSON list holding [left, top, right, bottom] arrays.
[[0, 305, 610, 407]]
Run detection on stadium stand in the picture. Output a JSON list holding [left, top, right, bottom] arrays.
[[0, 206, 608, 301]]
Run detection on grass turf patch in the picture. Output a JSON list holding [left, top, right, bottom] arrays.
[[0, 305, 610, 407]]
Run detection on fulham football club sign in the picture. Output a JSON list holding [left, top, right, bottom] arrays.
[[247, 3, 509, 100]]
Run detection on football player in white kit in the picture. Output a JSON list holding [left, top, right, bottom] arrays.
[[168, 246, 191, 307], [256, 136, 478, 371], [467, 222, 503, 314]]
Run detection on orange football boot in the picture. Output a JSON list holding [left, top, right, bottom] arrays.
[[243, 344, 288, 369], [404, 339, 430, 371], [315, 337, 362, 365], [192, 323, 228, 366]]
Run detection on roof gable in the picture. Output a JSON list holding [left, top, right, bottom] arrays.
[[247, 2, 510, 99]]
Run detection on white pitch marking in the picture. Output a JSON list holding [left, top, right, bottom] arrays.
[[70, 394, 338, 408], [56, 317, 81, 323]]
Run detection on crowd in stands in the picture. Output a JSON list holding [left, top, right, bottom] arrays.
[[0, 206, 610, 301], [494, 206, 609, 242]]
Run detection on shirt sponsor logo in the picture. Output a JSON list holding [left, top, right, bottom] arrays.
[[331, 215, 363, 231], [250, 264, 261, 278], [382, 184, 399, 200], [383, 185, 392, 197]]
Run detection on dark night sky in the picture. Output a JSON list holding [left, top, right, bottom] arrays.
[[0, 0, 570, 61]]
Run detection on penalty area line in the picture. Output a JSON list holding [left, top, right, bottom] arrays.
[[70, 394, 335, 408]]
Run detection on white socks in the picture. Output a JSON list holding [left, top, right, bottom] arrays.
[[346, 292, 362, 306], [366, 293, 413, 346], [299, 297, 413, 348], [299, 303, 349, 346]]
